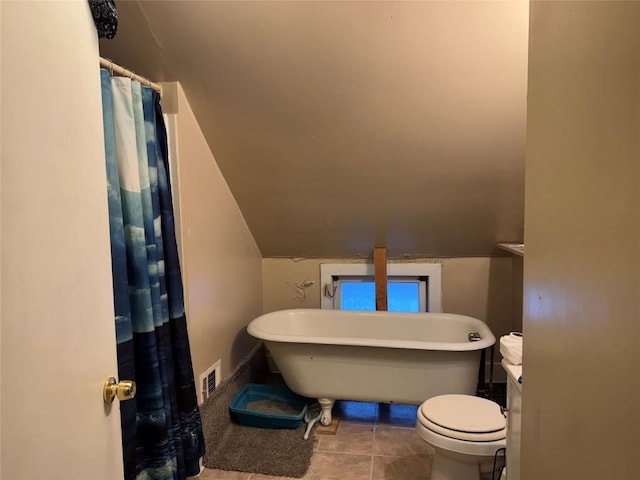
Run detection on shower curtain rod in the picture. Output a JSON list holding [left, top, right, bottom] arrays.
[[100, 56, 162, 94]]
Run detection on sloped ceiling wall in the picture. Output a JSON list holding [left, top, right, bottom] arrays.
[[100, 1, 528, 258]]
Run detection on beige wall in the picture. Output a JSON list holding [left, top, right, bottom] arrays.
[[167, 84, 263, 391], [524, 2, 639, 479], [263, 257, 514, 343]]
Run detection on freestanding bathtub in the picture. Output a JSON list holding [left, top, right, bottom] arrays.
[[247, 309, 495, 425]]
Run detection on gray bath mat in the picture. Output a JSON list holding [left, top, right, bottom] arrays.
[[200, 376, 313, 478]]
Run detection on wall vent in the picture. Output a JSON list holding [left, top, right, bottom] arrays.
[[199, 359, 221, 405]]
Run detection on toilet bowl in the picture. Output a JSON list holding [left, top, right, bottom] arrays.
[[416, 394, 506, 480]]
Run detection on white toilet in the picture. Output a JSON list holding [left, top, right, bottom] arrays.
[[416, 394, 507, 480]]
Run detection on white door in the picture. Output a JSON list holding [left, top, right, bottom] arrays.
[[1, 2, 125, 479]]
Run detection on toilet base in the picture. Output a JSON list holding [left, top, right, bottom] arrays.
[[431, 452, 482, 480], [416, 394, 506, 480]]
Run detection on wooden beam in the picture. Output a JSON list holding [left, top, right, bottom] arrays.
[[374, 247, 388, 311]]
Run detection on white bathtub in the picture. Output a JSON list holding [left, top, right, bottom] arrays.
[[247, 308, 495, 425]]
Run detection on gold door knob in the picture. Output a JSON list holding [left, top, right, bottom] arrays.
[[103, 377, 136, 404]]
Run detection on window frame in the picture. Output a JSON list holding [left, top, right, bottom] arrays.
[[320, 263, 442, 312]]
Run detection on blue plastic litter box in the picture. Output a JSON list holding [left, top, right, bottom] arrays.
[[229, 383, 308, 429]]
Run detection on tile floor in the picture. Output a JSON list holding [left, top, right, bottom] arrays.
[[199, 401, 434, 480]]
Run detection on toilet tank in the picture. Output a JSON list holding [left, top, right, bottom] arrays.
[[503, 361, 522, 480]]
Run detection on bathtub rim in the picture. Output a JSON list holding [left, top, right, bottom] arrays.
[[248, 308, 496, 351]]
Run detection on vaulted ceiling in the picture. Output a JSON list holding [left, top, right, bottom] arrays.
[[100, 1, 529, 258]]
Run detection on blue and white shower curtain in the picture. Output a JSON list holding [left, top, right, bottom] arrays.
[[100, 69, 205, 480]]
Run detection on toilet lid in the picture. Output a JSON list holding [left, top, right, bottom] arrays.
[[419, 394, 506, 442]]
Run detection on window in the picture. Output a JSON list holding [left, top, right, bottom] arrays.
[[320, 263, 442, 312], [336, 276, 424, 312]]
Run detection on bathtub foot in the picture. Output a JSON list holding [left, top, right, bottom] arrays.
[[318, 398, 335, 426]]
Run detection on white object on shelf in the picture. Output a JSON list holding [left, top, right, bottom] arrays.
[[497, 243, 524, 257], [500, 333, 523, 365]]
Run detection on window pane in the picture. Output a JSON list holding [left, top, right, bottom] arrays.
[[340, 281, 420, 312], [340, 282, 375, 310], [388, 282, 420, 312]]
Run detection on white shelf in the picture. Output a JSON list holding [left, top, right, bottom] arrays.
[[497, 243, 524, 257]]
